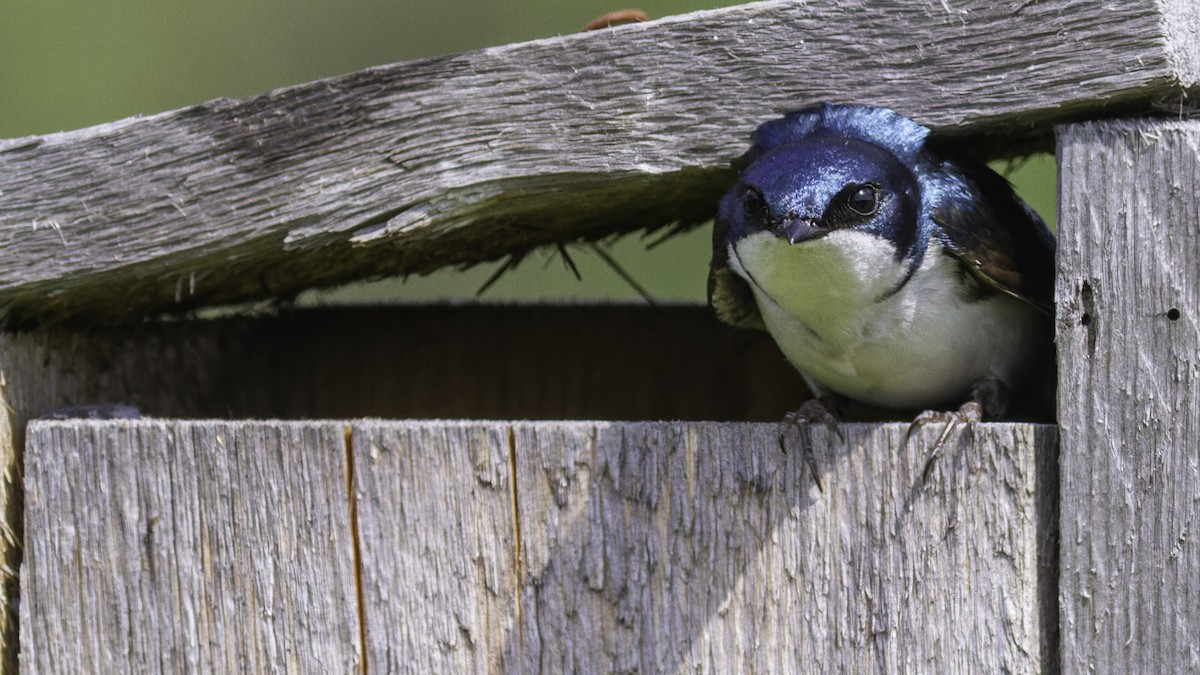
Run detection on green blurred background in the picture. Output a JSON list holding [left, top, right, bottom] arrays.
[[0, 1, 1055, 305]]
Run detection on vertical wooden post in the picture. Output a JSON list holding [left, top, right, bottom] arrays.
[[1056, 120, 1200, 672]]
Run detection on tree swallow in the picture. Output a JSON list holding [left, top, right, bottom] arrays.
[[709, 103, 1055, 424]]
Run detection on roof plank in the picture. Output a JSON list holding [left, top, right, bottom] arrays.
[[0, 0, 1195, 323]]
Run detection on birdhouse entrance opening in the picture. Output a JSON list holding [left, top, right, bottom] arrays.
[[43, 304, 808, 422]]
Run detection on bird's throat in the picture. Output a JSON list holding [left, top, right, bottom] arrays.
[[731, 229, 910, 330]]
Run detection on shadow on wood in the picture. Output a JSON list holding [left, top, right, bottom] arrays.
[[7, 306, 808, 423]]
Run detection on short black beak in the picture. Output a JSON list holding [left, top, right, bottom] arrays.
[[775, 215, 822, 245]]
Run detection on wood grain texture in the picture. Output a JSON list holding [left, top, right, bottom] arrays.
[[1056, 120, 1200, 672], [0, 305, 802, 671], [23, 420, 1054, 672], [20, 421, 362, 674], [0, 327, 235, 670], [0, 305, 805, 667], [0, 1, 1195, 324], [514, 422, 1056, 672], [351, 422, 520, 673], [348, 421, 1056, 672]]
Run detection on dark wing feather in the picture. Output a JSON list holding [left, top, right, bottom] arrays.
[[927, 155, 1056, 314], [708, 204, 764, 329]]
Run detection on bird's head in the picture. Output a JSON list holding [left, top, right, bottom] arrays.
[[725, 137, 922, 258], [709, 103, 938, 328], [718, 103, 931, 262]]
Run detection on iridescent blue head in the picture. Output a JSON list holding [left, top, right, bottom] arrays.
[[718, 103, 933, 264]]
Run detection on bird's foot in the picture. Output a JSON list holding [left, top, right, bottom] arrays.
[[778, 396, 845, 493], [781, 397, 845, 442], [906, 400, 984, 483]]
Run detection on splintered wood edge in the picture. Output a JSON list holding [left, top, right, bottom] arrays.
[[0, 0, 1195, 324]]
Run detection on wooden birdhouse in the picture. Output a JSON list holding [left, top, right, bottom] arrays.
[[4, 1, 1199, 671]]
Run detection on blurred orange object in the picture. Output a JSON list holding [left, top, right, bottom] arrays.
[[583, 9, 650, 31]]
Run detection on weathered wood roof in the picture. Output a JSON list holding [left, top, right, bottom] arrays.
[[0, 0, 1196, 324]]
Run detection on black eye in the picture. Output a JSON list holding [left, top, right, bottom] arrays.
[[846, 184, 879, 216], [740, 185, 768, 219]]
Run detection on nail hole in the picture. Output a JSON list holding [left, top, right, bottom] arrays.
[[1080, 281, 1097, 357], [1167, 308, 1181, 321]]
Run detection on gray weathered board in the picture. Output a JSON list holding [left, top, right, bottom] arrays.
[[0, 0, 1197, 323], [0, 304, 806, 669], [1056, 120, 1200, 671], [21, 420, 1057, 673]]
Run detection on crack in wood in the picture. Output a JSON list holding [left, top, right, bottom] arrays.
[[344, 424, 369, 675], [506, 425, 524, 662]]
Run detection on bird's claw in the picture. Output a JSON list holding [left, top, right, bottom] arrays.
[[778, 397, 847, 493], [781, 397, 845, 443], [906, 401, 984, 483]]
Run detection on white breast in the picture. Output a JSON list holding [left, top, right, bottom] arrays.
[[729, 229, 1042, 409]]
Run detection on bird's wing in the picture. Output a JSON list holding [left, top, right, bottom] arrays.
[[708, 193, 765, 330], [927, 156, 1056, 314]]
